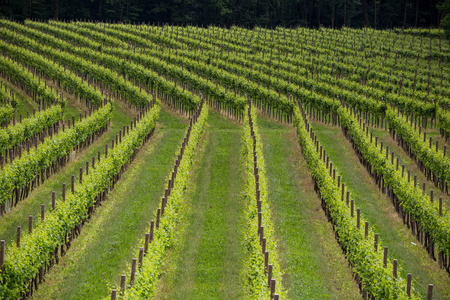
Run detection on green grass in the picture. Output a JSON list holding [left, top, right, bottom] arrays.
[[311, 120, 450, 299], [258, 114, 360, 300], [30, 107, 189, 299], [0, 101, 132, 246], [161, 110, 246, 300]]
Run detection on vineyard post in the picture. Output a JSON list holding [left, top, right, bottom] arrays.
[[130, 258, 137, 287], [0, 240, 4, 272], [17, 226, 21, 248], [156, 208, 161, 228], [150, 221, 154, 242], [351, 199, 354, 217], [393, 259, 398, 279], [407, 273, 412, 296], [29, 215, 33, 234], [356, 208, 360, 229], [365, 221, 369, 238], [62, 183, 66, 201], [41, 204, 45, 221], [258, 212, 262, 230], [428, 284, 433, 300], [383, 247, 388, 267], [120, 275, 126, 295], [138, 247, 144, 267], [264, 251, 269, 269], [439, 198, 442, 216], [374, 233, 378, 251], [270, 279, 276, 298], [110, 289, 116, 300], [144, 233, 150, 253], [268, 264, 273, 286], [52, 191, 55, 210]]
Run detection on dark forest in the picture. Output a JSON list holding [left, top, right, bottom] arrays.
[[1, 0, 449, 31]]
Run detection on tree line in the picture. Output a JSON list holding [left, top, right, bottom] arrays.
[[0, 0, 449, 31]]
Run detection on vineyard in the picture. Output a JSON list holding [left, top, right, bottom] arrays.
[[0, 19, 449, 300]]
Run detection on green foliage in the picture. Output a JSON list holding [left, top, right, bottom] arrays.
[[0, 105, 14, 127], [0, 33, 104, 106], [0, 20, 149, 108], [440, 0, 450, 37], [0, 104, 63, 155], [0, 104, 159, 299]]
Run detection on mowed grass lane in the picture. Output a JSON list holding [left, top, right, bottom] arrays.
[[30, 107, 189, 299], [157, 110, 246, 300], [258, 115, 360, 300], [311, 121, 450, 299]]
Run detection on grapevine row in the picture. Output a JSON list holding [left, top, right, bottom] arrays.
[[241, 102, 284, 298]]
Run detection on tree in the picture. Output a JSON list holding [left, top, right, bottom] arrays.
[[361, 0, 369, 26], [54, 0, 59, 20], [439, 0, 450, 37]]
